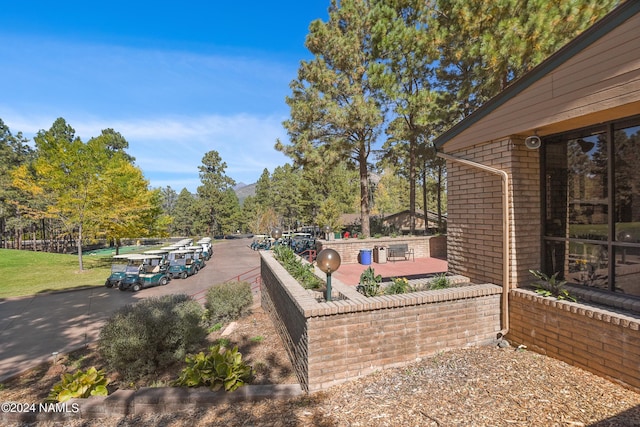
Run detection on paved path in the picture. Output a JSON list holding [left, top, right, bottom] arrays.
[[0, 237, 260, 382]]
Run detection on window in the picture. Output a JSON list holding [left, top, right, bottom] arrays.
[[543, 116, 640, 297]]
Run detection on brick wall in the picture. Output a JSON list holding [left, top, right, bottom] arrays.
[[260, 251, 502, 392], [318, 235, 446, 264], [508, 289, 640, 392], [260, 254, 311, 387], [445, 138, 541, 287]]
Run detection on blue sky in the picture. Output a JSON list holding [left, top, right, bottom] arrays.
[[0, 1, 330, 192]]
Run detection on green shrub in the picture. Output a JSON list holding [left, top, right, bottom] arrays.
[[530, 269, 577, 302], [98, 294, 206, 382], [429, 273, 450, 290], [175, 344, 253, 392], [272, 244, 297, 265], [208, 322, 223, 333], [47, 367, 109, 403], [386, 277, 412, 295], [273, 245, 323, 290], [357, 266, 382, 297], [205, 281, 253, 324]]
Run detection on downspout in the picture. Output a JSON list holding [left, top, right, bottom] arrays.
[[436, 151, 510, 338]]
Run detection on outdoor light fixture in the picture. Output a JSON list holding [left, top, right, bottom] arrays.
[[316, 248, 341, 301], [322, 225, 331, 240], [271, 227, 282, 240], [524, 134, 541, 149]]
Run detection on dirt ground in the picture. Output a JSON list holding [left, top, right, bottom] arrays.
[[2, 305, 640, 427]]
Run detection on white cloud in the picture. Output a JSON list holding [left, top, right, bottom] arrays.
[[1, 110, 292, 192]]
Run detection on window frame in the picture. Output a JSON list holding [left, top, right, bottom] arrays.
[[541, 115, 640, 295]]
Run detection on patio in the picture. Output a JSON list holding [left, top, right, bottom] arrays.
[[332, 257, 448, 286]]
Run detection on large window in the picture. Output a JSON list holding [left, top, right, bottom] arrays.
[[543, 116, 640, 297]]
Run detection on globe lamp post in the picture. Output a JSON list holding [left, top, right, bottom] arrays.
[[271, 227, 282, 247], [316, 248, 341, 301], [322, 225, 331, 240]]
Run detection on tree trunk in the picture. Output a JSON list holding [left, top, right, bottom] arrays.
[[16, 228, 22, 250], [41, 218, 47, 252], [409, 138, 416, 235], [437, 162, 444, 233], [77, 224, 84, 271], [422, 165, 428, 235], [358, 149, 370, 238]]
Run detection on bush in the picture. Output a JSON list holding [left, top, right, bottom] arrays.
[[428, 273, 450, 290], [174, 344, 253, 392], [356, 266, 382, 297], [385, 277, 412, 295], [205, 281, 253, 324], [530, 269, 577, 302], [273, 245, 323, 290], [98, 294, 206, 382]]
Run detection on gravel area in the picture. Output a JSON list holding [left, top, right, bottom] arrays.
[[2, 306, 639, 426]]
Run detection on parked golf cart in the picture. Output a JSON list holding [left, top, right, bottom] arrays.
[[113, 254, 148, 291], [118, 254, 170, 292], [250, 235, 274, 250], [170, 238, 193, 250], [196, 238, 213, 260], [143, 249, 171, 266], [135, 255, 170, 291], [105, 254, 134, 288], [291, 233, 317, 257], [189, 247, 206, 270], [167, 250, 198, 279]]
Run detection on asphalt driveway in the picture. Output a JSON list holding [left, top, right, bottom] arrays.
[[0, 237, 260, 382]]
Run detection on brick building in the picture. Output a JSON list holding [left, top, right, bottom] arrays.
[[434, 1, 640, 390], [434, 0, 640, 302]]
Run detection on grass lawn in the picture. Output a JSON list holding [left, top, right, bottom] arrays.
[[0, 249, 113, 298], [0, 239, 218, 299]]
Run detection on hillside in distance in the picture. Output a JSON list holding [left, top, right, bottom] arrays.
[[234, 182, 256, 204]]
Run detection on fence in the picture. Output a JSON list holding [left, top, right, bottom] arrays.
[[190, 266, 262, 303]]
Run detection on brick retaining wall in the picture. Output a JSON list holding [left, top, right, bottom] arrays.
[[508, 289, 640, 392], [0, 384, 303, 423], [260, 250, 501, 392]]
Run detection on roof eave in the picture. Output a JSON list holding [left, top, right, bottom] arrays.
[[434, 1, 640, 150]]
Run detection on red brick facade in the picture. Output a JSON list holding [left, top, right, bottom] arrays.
[[445, 138, 541, 288]]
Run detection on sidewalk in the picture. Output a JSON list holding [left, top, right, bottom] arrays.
[[332, 257, 448, 286]]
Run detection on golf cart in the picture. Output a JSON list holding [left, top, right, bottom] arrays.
[[196, 238, 213, 260], [167, 249, 198, 279], [113, 254, 147, 291], [170, 238, 193, 250], [291, 233, 316, 256], [189, 246, 206, 270], [143, 249, 171, 266], [118, 254, 170, 292], [105, 254, 134, 288], [250, 235, 273, 250]]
